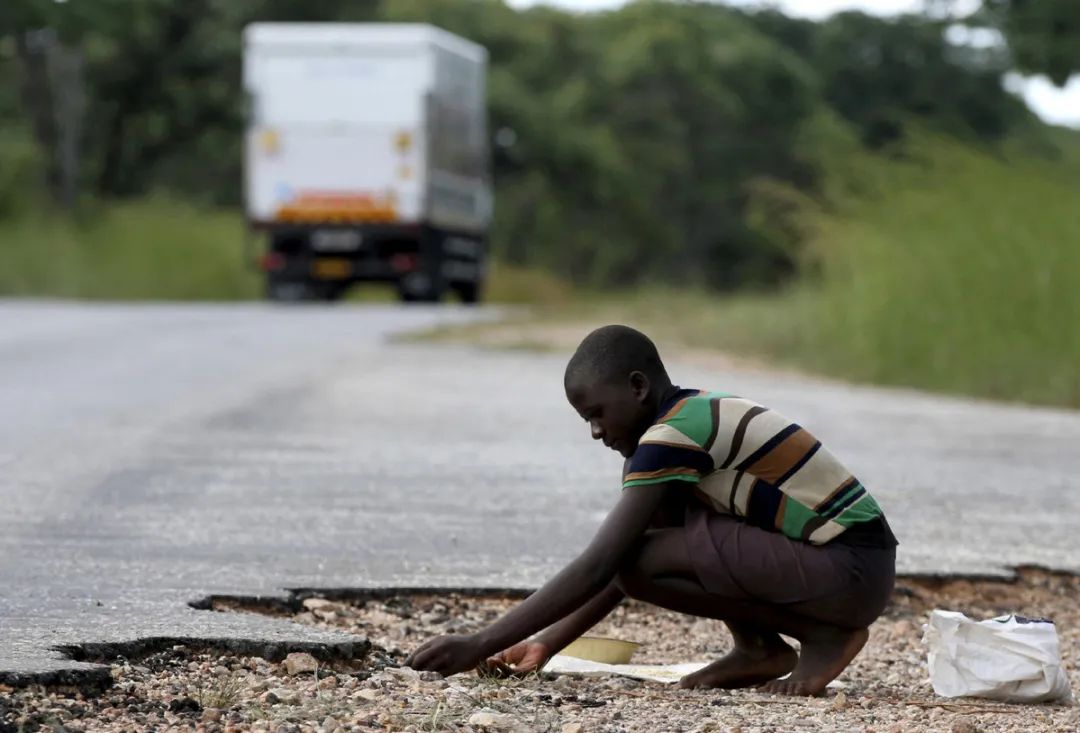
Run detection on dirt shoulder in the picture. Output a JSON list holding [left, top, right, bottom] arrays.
[[3, 570, 1076, 732]]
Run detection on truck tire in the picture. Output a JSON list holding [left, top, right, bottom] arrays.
[[454, 280, 483, 305], [398, 286, 442, 303], [319, 283, 348, 302]]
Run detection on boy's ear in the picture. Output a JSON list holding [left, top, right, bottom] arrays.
[[629, 370, 651, 402]]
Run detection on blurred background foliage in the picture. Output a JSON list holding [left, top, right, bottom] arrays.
[[2, 0, 1075, 287]]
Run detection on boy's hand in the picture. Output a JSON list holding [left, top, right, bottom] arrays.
[[480, 640, 551, 677], [405, 634, 483, 677]]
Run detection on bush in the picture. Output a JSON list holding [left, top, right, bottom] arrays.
[[0, 125, 41, 217]]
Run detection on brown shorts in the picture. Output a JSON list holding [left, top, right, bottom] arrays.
[[685, 503, 896, 629]]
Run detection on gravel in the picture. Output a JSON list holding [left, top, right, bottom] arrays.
[[2, 569, 1076, 732]]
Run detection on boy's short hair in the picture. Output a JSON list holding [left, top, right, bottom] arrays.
[[565, 325, 668, 387]]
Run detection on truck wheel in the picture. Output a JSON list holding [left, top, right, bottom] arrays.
[[398, 287, 441, 303], [318, 283, 348, 302], [454, 281, 483, 305]]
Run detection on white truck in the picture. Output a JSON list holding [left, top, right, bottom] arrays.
[[243, 23, 491, 302]]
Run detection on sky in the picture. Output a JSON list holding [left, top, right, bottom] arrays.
[[506, 0, 1080, 128]]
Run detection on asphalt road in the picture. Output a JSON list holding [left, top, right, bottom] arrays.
[[2, 301, 1078, 684]]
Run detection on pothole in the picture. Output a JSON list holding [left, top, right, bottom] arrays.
[[2, 570, 1077, 733]]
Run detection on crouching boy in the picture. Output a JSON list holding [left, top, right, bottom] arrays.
[[407, 325, 897, 695]]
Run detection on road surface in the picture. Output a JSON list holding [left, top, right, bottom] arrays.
[[2, 301, 1077, 684]]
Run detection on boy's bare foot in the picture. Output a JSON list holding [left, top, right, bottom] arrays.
[[760, 627, 869, 697], [679, 642, 798, 689]]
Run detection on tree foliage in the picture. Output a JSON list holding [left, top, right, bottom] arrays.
[[0, 0, 1062, 289], [982, 0, 1079, 86]]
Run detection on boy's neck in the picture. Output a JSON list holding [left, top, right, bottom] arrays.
[[650, 382, 681, 414]]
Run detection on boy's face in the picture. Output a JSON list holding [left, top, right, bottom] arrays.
[[565, 372, 653, 458]]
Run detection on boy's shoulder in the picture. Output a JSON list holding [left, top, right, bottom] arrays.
[[647, 389, 769, 449]]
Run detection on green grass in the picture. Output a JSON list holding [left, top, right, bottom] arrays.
[[534, 131, 1080, 408], [0, 198, 260, 300], [482, 260, 576, 306], [0, 198, 576, 305], [796, 132, 1080, 406]]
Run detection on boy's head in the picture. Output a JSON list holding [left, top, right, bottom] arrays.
[[564, 325, 672, 458]]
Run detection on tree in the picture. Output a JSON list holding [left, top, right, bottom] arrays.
[[931, 0, 1079, 86], [756, 10, 1027, 146], [983, 0, 1079, 86]]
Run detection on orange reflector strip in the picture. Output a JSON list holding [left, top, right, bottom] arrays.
[[274, 205, 398, 224]]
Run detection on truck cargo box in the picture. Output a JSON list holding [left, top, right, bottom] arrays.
[[243, 23, 491, 302]]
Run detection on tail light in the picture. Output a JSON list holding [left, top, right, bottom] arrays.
[[260, 252, 286, 271], [391, 253, 418, 272]]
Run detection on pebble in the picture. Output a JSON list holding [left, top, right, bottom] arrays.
[[892, 619, 915, 637], [385, 666, 420, 681], [562, 723, 584, 733], [302, 598, 334, 611], [467, 709, 519, 730], [284, 652, 319, 676], [266, 688, 301, 705]]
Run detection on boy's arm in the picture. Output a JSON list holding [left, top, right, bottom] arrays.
[[405, 482, 667, 676], [484, 481, 688, 675], [482, 581, 624, 676], [533, 580, 624, 654]]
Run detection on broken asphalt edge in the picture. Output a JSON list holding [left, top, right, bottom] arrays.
[[2, 566, 1074, 691], [0, 587, 531, 691]]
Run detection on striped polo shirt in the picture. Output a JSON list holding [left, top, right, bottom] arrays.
[[624, 388, 896, 547]]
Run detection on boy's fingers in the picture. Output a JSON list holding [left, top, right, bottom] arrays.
[[406, 637, 441, 669], [481, 656, 532, 678], [483, 658, 513, 677], [498, 649, 522, 665], [408, 647, 434, 670]]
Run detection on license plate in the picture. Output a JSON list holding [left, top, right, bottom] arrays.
[[312, 230, 363, 252], [312, 258, 351, 280]]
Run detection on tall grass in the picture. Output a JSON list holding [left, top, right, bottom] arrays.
[[0, 198, 260, 300], [0, 198, 573, 305], [590, 133, 1080, 407], [798, 133, 1080, 406]]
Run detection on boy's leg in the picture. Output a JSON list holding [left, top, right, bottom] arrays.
[[617, 528, 868, 696]]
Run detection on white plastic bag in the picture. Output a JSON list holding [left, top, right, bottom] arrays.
[[922, 609, 1074, 703]]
